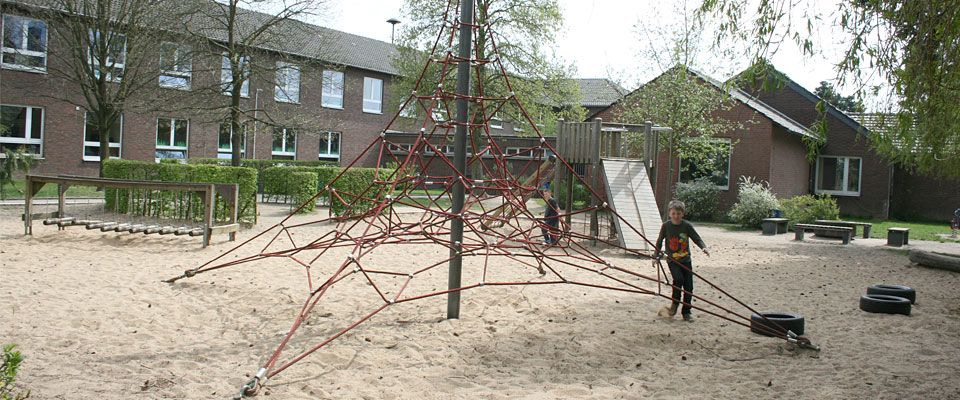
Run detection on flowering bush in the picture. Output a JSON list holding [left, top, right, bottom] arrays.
[[728, 176, 779, 228]]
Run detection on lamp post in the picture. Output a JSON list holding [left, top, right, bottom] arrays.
[[387, 18, 400, 43]]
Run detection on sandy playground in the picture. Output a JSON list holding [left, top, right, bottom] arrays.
[[2, 202, 960, 399]]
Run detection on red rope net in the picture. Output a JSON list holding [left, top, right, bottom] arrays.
[[165, 1, 815, 396]]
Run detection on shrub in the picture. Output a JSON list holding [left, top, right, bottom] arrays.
[[262, 167, 321, 213], [780, 194, 840, 230], [728, 176, 779, 228], [289, 171, 319, 214], [102, 159, 258, 224], [673, 177, 722, 221], [188, 158, 337, 193], [1, 344, 29, 400]]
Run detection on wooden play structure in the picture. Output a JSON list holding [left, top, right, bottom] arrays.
[[555, 118, 670, 250], [22, 174, 240, 247]]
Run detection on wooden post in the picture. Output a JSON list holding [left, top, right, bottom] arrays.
[[202, 185, 215, 247], [589, 118, 602, 245], [24, 175, 33, 235]]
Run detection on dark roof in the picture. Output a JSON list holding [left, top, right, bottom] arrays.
[[576, 78, 626, 107]]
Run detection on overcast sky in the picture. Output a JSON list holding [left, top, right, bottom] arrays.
[[318, 0, 858, 96]]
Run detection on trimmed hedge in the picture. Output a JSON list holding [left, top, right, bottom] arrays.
[[102, 159, 257, 223], [260, 165, 401, 217], [289, 171, 318, 214], [188, 158, 338, 192]]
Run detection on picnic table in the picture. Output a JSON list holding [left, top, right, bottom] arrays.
[[814, 220, 872, 239]]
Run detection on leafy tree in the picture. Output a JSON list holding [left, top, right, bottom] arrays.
[[392, 0, 585, 137], [0, 146, 35, 201], [617, 66, 742, 213], [698, 0, 960, 179], [814, 81, 865, 114]]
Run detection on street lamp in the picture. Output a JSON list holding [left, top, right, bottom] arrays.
[[387, 18, 400, 44]]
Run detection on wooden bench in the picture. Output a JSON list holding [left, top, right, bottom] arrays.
[[762, 218, 790, 235], [887, 227, 910, 247], [794, 223, 854, 244], [814, 220, 873, 238]]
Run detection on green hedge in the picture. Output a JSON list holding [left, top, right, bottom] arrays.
[[188, 158, 338, 192], [289, 171, 318, 214], [102, 159, 258, 223], [259, 165, 401, 217]]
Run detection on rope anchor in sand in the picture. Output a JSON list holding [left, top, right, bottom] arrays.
[[785, 331, 821, 351]]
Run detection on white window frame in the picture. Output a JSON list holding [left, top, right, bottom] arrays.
[[490, 111, 503, 129], [275, 61, 300, 103], [815, 155, 862, 196], [505, 147, 523, 156], [0, 104, 44, 156], [322, 70, 344, 109], [272, 127, 296, 159], [678, 138, 732, 190], [1, 15, 47, 72], [87, 29, 126, 82], [82, 112, 122, 162], [155, 117, 189, 162], [221, 53, 250, 98], [159, 42, 191, 90], [218, 122, 246, 159], [318, 131, 341, 161], [362, 77, 383, 114]]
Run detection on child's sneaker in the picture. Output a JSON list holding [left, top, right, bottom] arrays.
[[658, 303, 678, 317], [681, 313, 694, 322]]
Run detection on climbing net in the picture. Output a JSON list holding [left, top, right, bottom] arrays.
[[165, 1, 817, 396]]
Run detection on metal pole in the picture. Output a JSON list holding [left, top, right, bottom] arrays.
[[447, 0, 473, 319]]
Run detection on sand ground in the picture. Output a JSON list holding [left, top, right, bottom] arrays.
[[2, 203, 960, 399]]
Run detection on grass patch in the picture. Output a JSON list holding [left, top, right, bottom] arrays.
[[845, 217, 959, 242], [1, 180, 102, 200], [696, 221, 755, 232]]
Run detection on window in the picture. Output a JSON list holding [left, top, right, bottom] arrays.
[[0, 105, 43, 155], [490, 111, 502, 129], [159, 42, 191, 90], [363, 77, 382, 113], [221, 53, 249, 97], [83, 112, 122, 161], [318, 132, 340, 161], [275, 61, 300, 103], [272, 127, 296, 160], [88, 29, 126, 81], [816, 156, 861, 196], [678, 139, 731, 189], [399, 101, 416, 119], [2, 15, 47, 71], [505, 147, 523, 156], [514, 112, 525, 132], [321, 70, 344, 108], [155, 118, 188, 161], [218, 122, 247, 159]]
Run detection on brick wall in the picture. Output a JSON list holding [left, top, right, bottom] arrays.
[[891, 168, 960, 221], [749, 84, 891, 218], [0, 10, 401, 175]]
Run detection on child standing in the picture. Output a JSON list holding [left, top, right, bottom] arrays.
[[653, 200, 710, 321], [541, 189, 560, 245]]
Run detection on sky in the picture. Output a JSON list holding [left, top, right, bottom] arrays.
[[316, 0, 861, 96]]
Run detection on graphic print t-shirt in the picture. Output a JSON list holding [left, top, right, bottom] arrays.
[[654, 220, 706, 262]]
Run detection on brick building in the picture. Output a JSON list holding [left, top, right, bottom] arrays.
[[1, 1, 623, 181], [596, 66, 960, 221]]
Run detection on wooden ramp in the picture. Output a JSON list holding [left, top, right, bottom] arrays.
[[601, 158, 661, 251]]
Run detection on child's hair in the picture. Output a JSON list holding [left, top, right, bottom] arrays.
[[667, 199, 686, 213]]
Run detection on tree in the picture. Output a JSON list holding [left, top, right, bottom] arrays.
[[392, 0, 584, 137], [165, 0, 336, 166], [698, 0, 960, 179], [814, 81, 865, 114], [27, 0, 166, 176], [617, 66, 742, 213], [616, 1, 742, 212]]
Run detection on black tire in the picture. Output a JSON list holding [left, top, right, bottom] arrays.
[[867, 284, 916, 304], [750, 312, 804, 337], [859, 294, 911, 315]]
